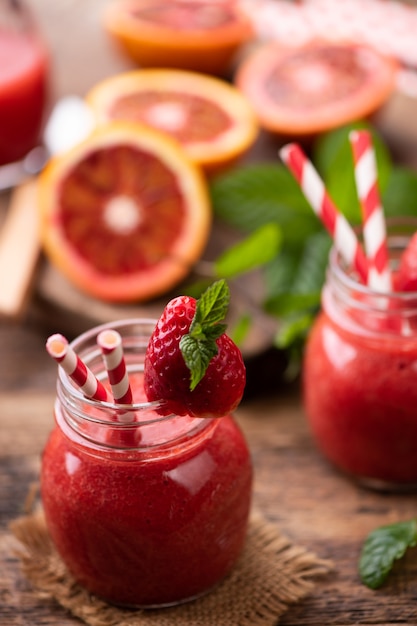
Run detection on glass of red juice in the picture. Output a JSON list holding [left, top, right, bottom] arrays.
[[303, 218, 417, 491], [41, 319, 253, 608], [0, 0, 49, 166]]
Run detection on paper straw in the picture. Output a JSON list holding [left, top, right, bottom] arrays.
[[279, 142, 369, 284], [97, 329, 135, 424], [97, 329, 133, 404], [349, 129, 392, 292], [46, 333, 110, 402]]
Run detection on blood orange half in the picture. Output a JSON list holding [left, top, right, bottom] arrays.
[[37, 122, 211, 303], [235, 41, 398, 137], [102, 0, 254, 76], [86, 69, 259, 175]]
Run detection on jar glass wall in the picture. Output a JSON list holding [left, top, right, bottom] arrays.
[[303, 218, 417, 490]]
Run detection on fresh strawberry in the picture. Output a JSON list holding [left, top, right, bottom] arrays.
[[144, 280, 246, 417]]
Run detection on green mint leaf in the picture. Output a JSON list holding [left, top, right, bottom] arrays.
[[264, 250, 300, 297], [261, 231, 330, 377], [264, 231, 330, 300], [265, 292, 321, 317], [180, 334, 219, 392], [290, 231, 331, 294], [214, 223, 282, 279], [191, 279, 229, 329], [383, 167, 417, 217], [275, 312, 316, 349], [210, 163, 321, 246], [180, 279, 230, 390], [264, 230, 329, 339], [359, 519, 417, 589]]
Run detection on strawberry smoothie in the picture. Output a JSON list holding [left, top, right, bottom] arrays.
[[41, 320, 252, 607], [303, 229, 417, 490]]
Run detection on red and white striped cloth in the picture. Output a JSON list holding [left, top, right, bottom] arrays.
[[239, 0, 417, 78]]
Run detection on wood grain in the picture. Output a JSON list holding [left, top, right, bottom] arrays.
[[2, 366, 417, 625]]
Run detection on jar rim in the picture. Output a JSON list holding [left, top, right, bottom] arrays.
[[329, 216, 417, 302], [57, 317, 175, 424]]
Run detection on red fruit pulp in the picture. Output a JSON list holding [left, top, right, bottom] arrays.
[[235, 41, 397, 136], [132, 2, 238, 31], [109, 90, 232, 145], [41, 372, 252, 607], [0, 31, 48, 165]]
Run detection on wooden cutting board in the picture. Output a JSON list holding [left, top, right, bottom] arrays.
[[34, 219, 279, 358]]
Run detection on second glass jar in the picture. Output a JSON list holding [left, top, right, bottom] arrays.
[[303, 219, 417, 490]]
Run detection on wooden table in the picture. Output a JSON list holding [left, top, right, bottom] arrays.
[[3, 317, 417, 626], [3, 1, 417, 624]]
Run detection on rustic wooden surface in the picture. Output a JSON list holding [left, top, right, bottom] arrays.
[[3, 1, 417, 624]]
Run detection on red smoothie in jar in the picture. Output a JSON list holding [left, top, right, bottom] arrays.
[[41, 321, 252, 608], [303, 226, 417, 489], [0, 25, 48, 165]]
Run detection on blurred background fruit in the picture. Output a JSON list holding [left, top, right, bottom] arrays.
[[37, 121, 211, 303], [86, 68, 259, 175], [234, 41, 398, 138], [103, 0, 254, 76]]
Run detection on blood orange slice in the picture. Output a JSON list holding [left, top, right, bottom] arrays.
[[103, 0, 254, 76], [37, 121, 211, 303], [86, 69, 259, 175], [235, 41, 398, 137]]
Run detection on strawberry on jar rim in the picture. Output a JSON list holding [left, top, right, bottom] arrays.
[[144, 279, 246, 418]]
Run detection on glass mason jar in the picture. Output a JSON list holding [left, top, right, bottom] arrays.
[[41, 319, 253, 608], [0, 0, 49, 166], [303, 218, 417, 490]]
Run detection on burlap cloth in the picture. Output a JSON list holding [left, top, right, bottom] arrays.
[[10, 502, 332, 626]]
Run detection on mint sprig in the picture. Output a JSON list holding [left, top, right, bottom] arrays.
[[215, 223, 282, 279], [359, 519, 417, 589], [180, 279, 230, 391], [208, 120, 417, 376]]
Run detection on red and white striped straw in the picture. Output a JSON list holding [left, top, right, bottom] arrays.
[[46, 333, 110, 402], [349, 129, 392, 292], [97, 329, 135, 424], [97, 329, 133, 404], [279, 142, 369, 284]]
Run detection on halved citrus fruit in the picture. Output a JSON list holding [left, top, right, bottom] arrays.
[[37, 121, 211, 303], [102, 0, 254, 76], [235, 41, 398, 137], [86, 69, 259, 175]]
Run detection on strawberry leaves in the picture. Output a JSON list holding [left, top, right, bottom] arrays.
[[180, 280, 229, 390]]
